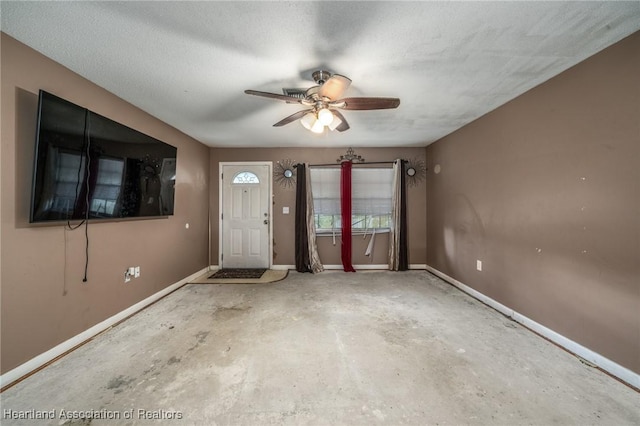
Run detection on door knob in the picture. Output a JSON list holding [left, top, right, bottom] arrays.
[[264, 219, 269, 225]]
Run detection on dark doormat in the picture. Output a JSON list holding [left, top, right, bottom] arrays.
[[209, 268, 267, 279]]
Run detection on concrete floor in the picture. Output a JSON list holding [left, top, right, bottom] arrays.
[[1, 271, 638, 425]]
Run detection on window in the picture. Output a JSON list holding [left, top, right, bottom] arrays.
[[232, 171, 259, 184], [310, 167, 393, 233]]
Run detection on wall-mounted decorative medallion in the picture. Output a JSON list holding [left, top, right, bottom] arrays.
[[405, 157, 427, 187], [274, 158, 297, 188], [337, 147, 365, 163]]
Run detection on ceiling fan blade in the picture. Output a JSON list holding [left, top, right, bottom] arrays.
[[337, 97, 400, 110], [318, 74, 352, 100], [273, 109, 313, 127], [331, 110, 350, 132], [244, 90, 302, 104]]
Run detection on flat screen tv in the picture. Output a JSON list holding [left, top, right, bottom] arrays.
[[30, 90, 177, 223]]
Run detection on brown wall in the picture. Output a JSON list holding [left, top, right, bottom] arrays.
[[0, 34, 210, 374], [209, 147, 427, 267], [425, 32, 640, 373]]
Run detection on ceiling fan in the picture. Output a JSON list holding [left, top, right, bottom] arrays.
[[244, 70, 400, 133]]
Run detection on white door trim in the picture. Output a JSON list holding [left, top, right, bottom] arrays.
[[218, 161, 273, 269]]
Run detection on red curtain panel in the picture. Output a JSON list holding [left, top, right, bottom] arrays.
[[340, 161, 356, 272]]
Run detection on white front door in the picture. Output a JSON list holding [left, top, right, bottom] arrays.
[[220, 162, 272, 269]]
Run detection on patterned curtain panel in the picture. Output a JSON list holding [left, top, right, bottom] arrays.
[[389, 159, 409, 271], [295, 163, 323, 273], [340, 161, 356, 272], [304, 165, 323, 273]]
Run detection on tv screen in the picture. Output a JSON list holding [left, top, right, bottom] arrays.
[[30, 90, 177, 223]]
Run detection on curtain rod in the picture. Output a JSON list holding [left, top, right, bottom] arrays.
[[295, 160, 401, 167]]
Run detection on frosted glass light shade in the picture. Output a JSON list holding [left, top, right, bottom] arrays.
[[317, 108, 334, 126], [310, 119, 324, 134], [300, 113, 316, 130]]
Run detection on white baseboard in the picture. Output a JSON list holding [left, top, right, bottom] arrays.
[[0, 267, 209, 390], [229, 264, 427, 272], [425, 265, 640, 390], [323, 264, 389, 270], [271, 264, 293, 271], [277, 264, 426, 271]]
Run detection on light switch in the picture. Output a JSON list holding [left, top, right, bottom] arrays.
[[282, 206, 290, 214]]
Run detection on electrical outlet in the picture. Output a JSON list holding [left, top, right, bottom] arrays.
[[134, 266, 140, 278], [476, 260, 483, 271], [124, 270, 132, 283]]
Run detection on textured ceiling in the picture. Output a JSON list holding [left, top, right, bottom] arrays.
[[2, 1, 639, 148]]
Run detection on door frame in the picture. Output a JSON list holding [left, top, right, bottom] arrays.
[[218, 161, 273, 269]]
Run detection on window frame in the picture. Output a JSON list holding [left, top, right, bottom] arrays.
[[310, 167, 393, 235]]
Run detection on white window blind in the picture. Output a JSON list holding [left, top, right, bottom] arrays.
[[310, 168, 340, 215], [352, 168, 394, 215], [310, 167, 393, 232]]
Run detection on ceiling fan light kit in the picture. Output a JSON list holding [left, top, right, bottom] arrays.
[[301, 107, 343, 134], [244, 70, 400, 133]]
